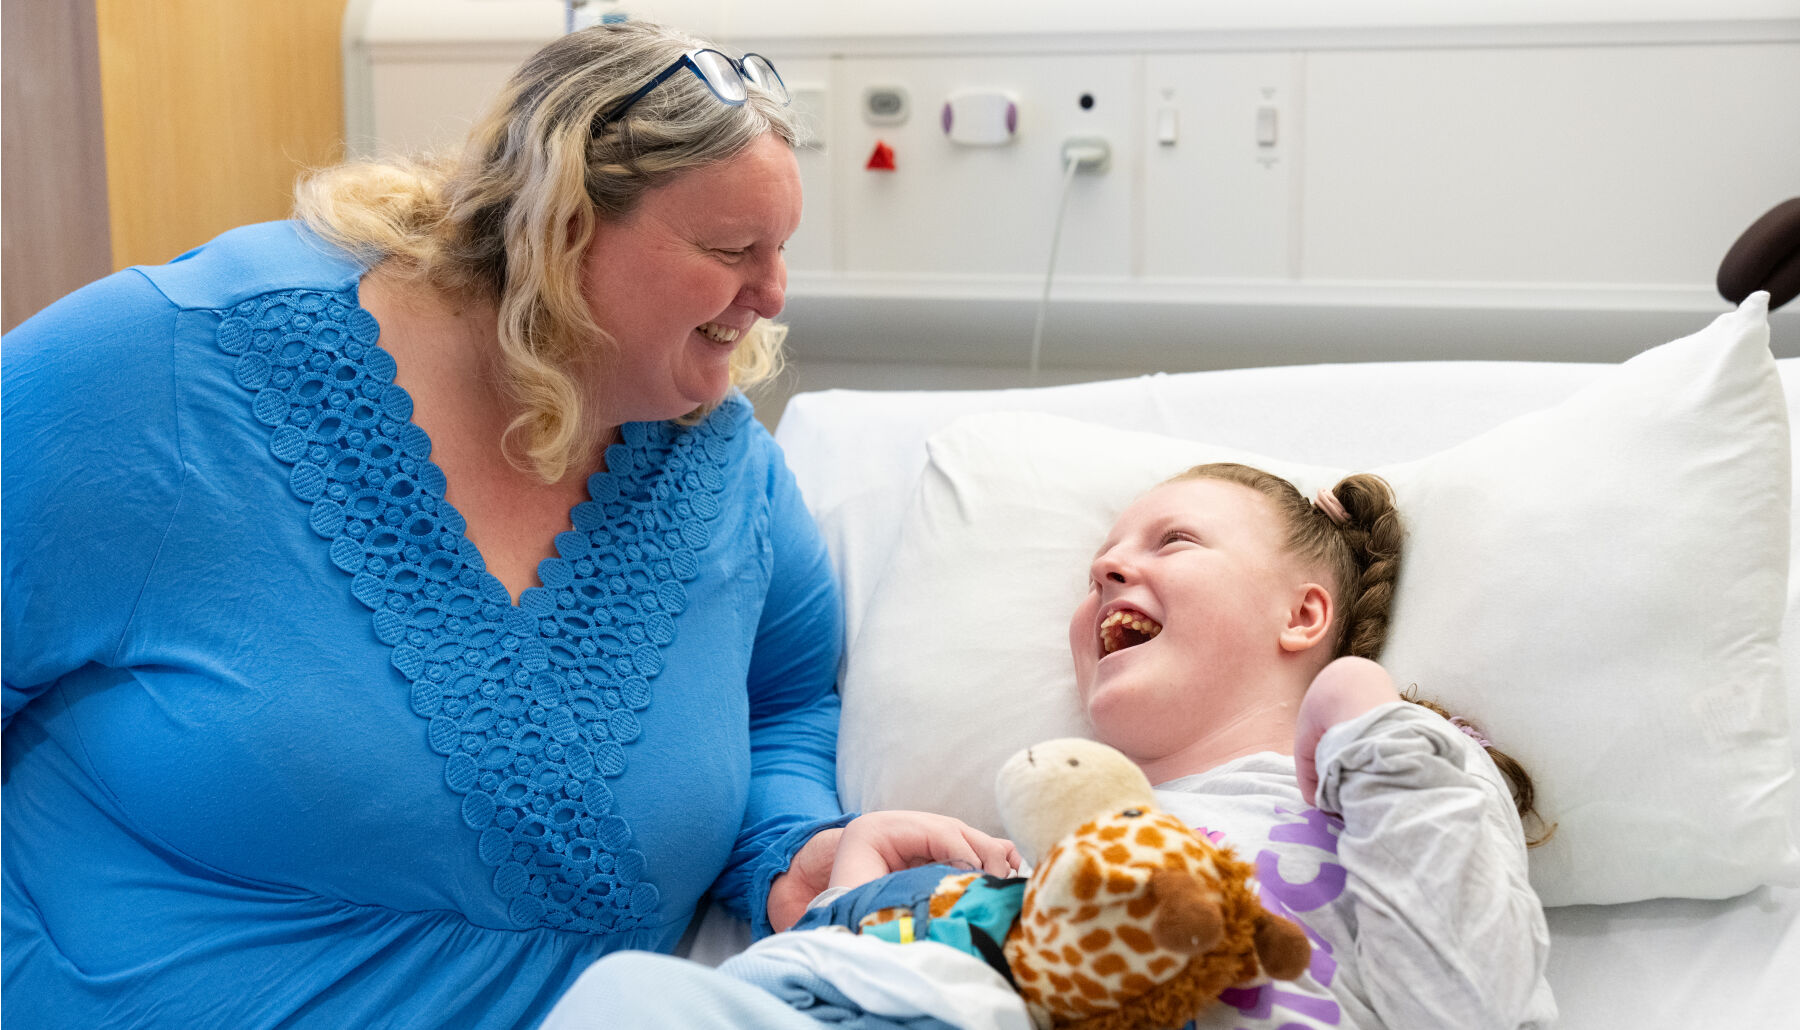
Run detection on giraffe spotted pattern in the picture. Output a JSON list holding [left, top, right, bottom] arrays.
[[1004, 807, 1268, 1029]]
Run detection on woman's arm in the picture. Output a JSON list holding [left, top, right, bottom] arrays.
[[710, 432, 1017, 934], [3, 271, 188, 728], [704, 439, 851, 936]]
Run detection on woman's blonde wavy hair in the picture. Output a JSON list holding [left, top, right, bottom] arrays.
[[294, 21, 798, 482]]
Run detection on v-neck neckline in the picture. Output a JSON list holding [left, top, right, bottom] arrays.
[[213, 280, 744, 933], [351, 274, 601, 612]]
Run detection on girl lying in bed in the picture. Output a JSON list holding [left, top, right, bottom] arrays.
[[544, 462, 1556, 1030], [1048, 461, 1556, 1029]]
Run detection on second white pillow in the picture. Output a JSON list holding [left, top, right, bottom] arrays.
[[836, 295, 1795, 907]]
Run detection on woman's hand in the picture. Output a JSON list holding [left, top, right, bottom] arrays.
[[1294, 655, 1403, 806], [765, 812, 1022, 932]]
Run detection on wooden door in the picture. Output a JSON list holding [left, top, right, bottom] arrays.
[[95, 0, 349, 269]]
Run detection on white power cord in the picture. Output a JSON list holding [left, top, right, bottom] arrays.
[[1029, 139, 1110, 385]]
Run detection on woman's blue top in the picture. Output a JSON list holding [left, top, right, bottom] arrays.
[[1, 222, 848, 1028]]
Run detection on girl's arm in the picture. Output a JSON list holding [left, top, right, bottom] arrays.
[[1300, 657, 1555, 1030], [1294, 657, 1405, 807]]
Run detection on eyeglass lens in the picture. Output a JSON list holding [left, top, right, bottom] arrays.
[[690, 50, 747, 103], [740, 54, 787, 102]]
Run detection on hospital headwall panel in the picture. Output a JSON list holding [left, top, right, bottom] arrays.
[[1298, 43, 1800, 288], [346, 0, 1800, 383]]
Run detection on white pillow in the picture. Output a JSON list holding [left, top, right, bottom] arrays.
[[836, 294, 1797, 907]]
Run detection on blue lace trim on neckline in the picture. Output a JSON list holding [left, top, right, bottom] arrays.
[[214, 287, 739, 933]]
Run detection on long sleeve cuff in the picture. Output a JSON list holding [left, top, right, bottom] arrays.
[[745, 811, 859, 939]]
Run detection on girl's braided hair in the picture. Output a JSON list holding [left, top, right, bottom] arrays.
[[1169, 462, 1551, 846]]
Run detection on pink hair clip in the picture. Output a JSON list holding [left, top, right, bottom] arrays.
[[1313, 486, 1348, 525], [1448, 716, 1491, 749]]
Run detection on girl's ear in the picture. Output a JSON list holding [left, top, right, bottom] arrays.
[[1278, 583, 1334, 653]]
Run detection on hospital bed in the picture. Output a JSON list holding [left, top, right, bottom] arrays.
[[345, 4, 1800, 1022], [738, 293, 1800, 1027]]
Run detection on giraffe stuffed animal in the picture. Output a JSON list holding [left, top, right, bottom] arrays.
[[993, 737, 1311, 1030], [834, 738, 1312, 1030]]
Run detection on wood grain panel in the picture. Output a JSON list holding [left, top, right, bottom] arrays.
[[96, 0, 349, 269]]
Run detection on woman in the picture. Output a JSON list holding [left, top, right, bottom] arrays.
[[2, 21, 1010, 1028]]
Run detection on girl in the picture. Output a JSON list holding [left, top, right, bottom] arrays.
[[551, 462, 1555, 1029], [1068, 462, 1554, 1029]]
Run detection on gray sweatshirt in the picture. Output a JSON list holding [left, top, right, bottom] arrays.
[[1153, 702, 1557, 1030]]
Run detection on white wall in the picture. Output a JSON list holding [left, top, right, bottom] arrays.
[[348, 1, 1800, 426]]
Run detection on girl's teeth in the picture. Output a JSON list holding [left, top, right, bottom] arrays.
[[1100, 609, 1163, 654], [698, 322, 742, 343]]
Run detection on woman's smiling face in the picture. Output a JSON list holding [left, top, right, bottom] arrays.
[[579, 132, 801, 425], [1068, 477, 1309, 758]]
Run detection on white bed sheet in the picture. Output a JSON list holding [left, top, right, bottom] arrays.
[[768, 357, 1800, 1028]]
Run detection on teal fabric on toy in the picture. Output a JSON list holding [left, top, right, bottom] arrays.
[[794, 862, 1026, 979], [865, 873, 1026, 957]]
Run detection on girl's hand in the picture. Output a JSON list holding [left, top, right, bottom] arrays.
[[1294, 656, 1402, 806], [826, 810, 1022, 889], [765, 812, 1022, 931]]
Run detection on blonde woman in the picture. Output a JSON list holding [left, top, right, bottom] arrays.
[[1, 21, 1010, 1029]]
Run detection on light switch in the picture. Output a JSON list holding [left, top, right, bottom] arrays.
[[1256, 104, 1279, 147], [1156, 106, 1179, 146]]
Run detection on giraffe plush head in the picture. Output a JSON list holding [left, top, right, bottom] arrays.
[[994, 739, 1312, 1030]]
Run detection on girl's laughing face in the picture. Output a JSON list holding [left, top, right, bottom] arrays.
[[1069, 478, 1315, 762]]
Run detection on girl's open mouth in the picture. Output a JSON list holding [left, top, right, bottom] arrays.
[[1100, 608, 1162, 654]]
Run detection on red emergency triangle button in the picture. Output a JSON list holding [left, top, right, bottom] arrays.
[[865, 141, 896, 171]]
